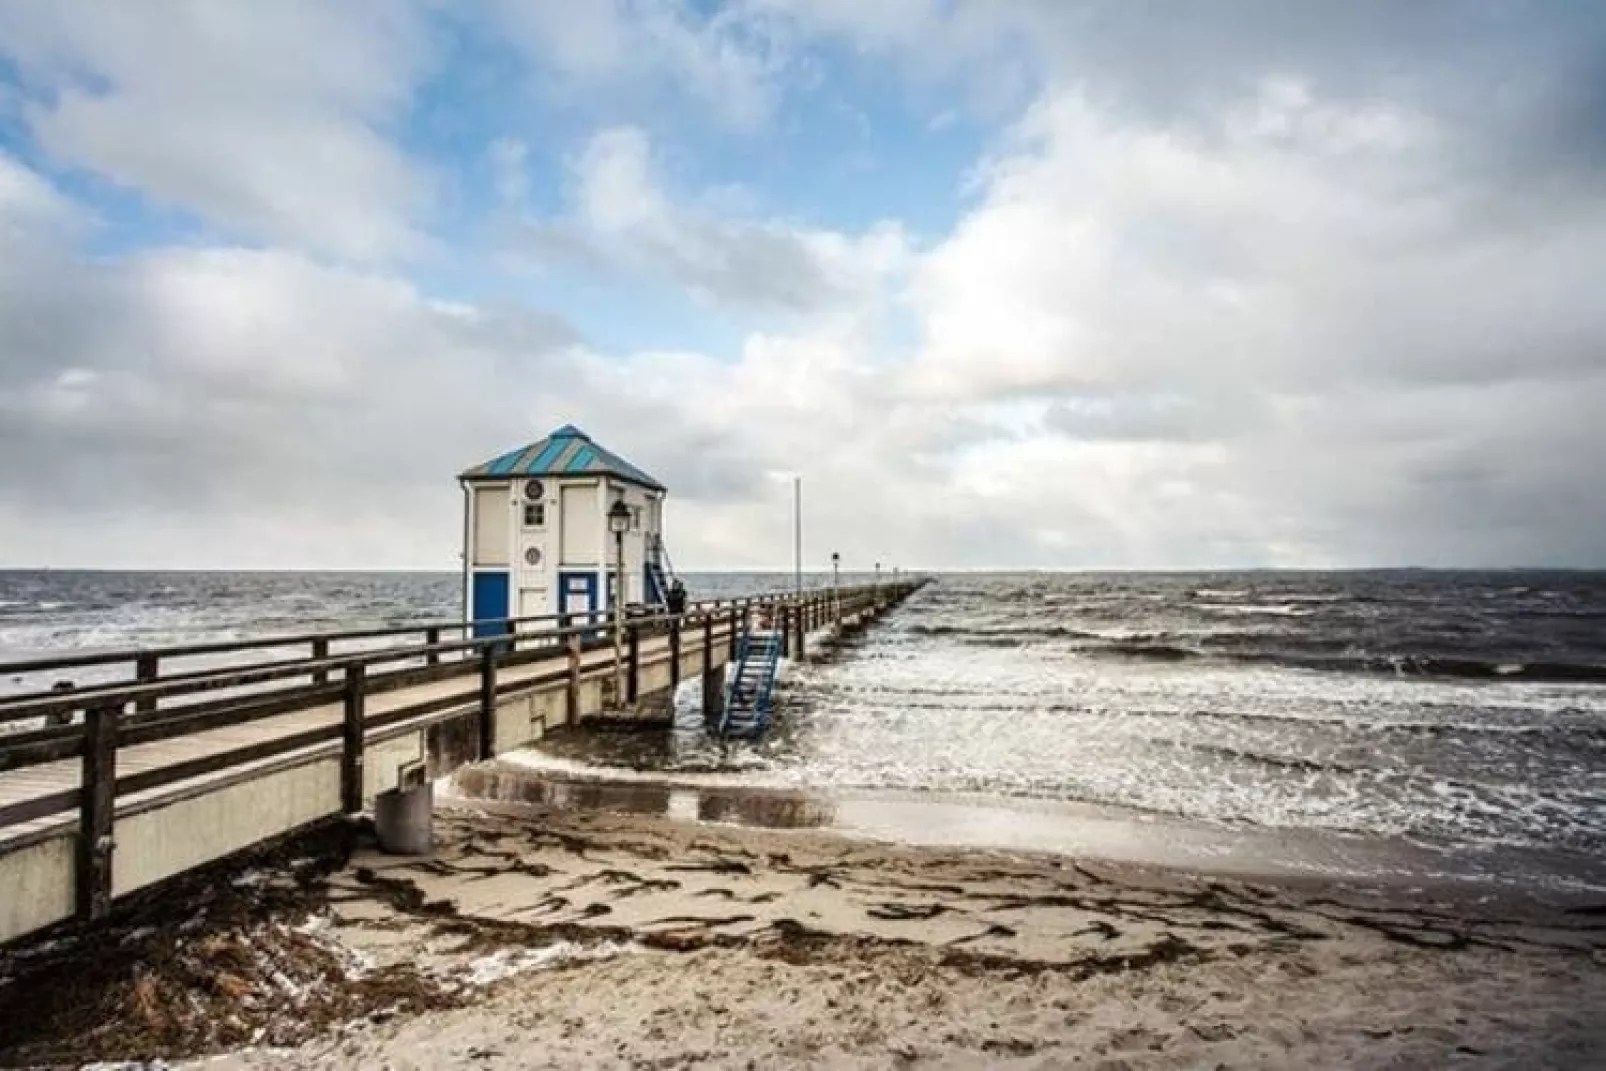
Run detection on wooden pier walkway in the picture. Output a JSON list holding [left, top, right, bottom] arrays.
[[0, 580, 927, 944]]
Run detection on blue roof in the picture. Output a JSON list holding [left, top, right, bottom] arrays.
[[459, 425, 666, 491]]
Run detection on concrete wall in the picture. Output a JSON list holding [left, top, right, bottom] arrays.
[[113, 758, 343, 898], [0, 833, 73, 942]]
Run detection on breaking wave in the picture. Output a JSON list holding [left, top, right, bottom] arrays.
[[904, 622, 1606, 682]]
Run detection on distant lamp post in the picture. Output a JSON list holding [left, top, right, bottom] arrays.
[[831, 551, 841, 628], [608, 498, 632, 706], [793, 476, 803, 599], [874, 561, 881, 598]]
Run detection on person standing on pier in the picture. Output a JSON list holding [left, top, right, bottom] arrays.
[[667, 578, 687, 616]]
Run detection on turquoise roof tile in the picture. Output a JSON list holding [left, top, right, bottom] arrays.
[[459, 426, 666, 491]]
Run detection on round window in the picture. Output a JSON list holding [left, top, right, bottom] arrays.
[[524, 546, 543, 567], [523, 479, 544, 501]]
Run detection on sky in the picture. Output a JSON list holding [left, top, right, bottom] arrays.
[[1, 1, 1604, 572]]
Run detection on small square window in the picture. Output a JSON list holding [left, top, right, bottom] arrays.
[[523, 501, 546, 528]]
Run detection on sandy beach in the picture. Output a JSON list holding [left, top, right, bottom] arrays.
[[2, 787, 1601, 1070]]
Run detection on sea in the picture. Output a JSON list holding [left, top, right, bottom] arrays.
[[3, 569, 1604, 897]]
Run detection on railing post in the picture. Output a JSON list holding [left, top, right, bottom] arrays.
[[479, 643, 497, 760], [792, 601, 806, 659], [701, 611, 724, 721], [134, 653, 159, 715], [669, 618, 682, 689], [425, 627, 441, 666], [728, 605, 740, 659], [77, 702, 119, 921], [341, 663, 366, 814], [627, 622, 640, 704], [311, 637, 329, 686]]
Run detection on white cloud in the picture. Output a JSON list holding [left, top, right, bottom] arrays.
[[514, 125, 913, 317], [0, 151, 81, 234], [889, 75, 1606, 566], [3, 6, 1605, 571], [489, 0, 789, 129], [0, 0, 433, 262]]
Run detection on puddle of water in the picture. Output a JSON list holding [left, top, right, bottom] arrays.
[[446, 759, 1606, 905], [451, 764, 835, 829]]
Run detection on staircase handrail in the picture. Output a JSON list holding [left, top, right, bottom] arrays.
[[718, 629, 754, 736]]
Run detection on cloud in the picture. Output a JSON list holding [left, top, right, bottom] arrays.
[[0, 154, 967, 570], [509, 125, 912, 317], [912, 76, 1606, 398], [0, 0, 434, 261], [488, 0, 789, 129], [3, 5, 1605, 571], [892, 69, 1606, 566], [0, 151, 81, 234]]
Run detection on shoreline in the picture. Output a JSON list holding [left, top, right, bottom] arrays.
[[460, 757, 1606, 908], [2, 791, 1602, 1069]]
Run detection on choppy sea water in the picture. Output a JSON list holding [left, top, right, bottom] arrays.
[[4, 569, 1604, 894], [531, 571, 1606, 896]]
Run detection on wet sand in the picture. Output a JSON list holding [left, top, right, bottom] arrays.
[[2, 770, 1603, 1069], [201, 795, 1605, 1069], [465, 758, 1606, 903]]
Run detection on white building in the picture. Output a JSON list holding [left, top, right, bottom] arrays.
[[458, 425, 670, 636]]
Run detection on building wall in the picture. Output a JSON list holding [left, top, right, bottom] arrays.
[[605, 479, 663, 605], [464, 473, 665, 623], [511, 475, 553, 617]]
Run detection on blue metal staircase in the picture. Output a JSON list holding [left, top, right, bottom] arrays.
[[717, 624, 783, 738], [646, 534, 676, 607]]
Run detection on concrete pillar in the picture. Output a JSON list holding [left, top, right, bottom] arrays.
[[375, 782, 433, 855], [702, 661, 726, 721]]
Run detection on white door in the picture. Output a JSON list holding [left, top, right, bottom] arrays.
[[560, 484, 599, 565], [518, 587, 549, 620], [471, 486, 509, 566]]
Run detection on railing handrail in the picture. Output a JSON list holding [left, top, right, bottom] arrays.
[[0, 582, 925, 720], [0, 580, 909, 679]]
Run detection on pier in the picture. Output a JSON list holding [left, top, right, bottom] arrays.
[[0, 579, 926, 945]]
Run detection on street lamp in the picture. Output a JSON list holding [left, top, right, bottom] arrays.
[[793, 476, 802, 599], [608, 498, 631, 707], [831, 551, 841, 629]]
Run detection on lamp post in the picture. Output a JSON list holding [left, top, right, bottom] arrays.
[[793, 475, 802, 600], [831, 551, 840, 629], [608, 498, 631, 707]]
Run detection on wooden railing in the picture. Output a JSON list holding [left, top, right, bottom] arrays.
[[0, 580, 930, 831]]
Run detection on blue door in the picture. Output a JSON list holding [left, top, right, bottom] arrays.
[[472, 571, 510, 638], [558, 571, 597, 621]]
